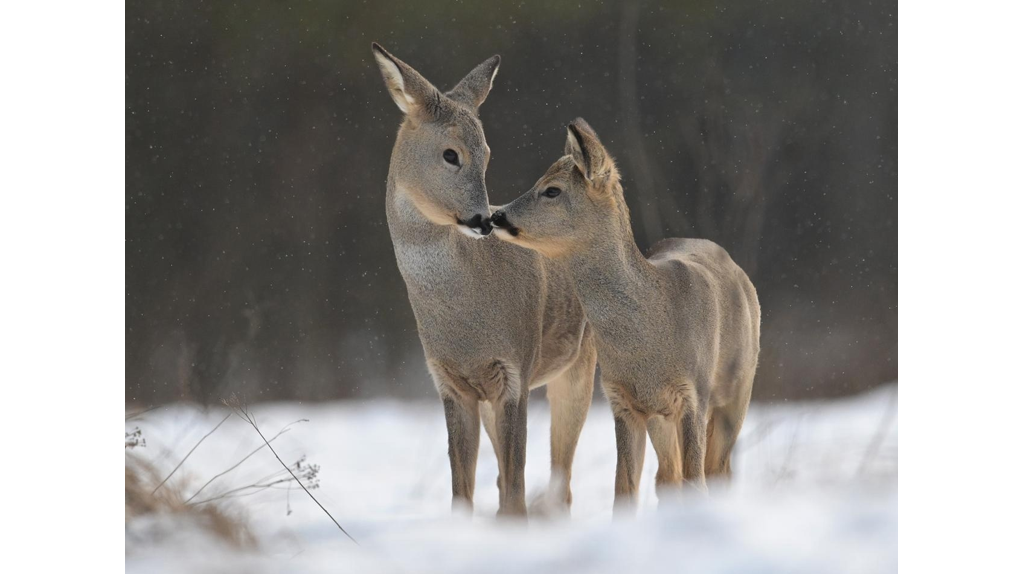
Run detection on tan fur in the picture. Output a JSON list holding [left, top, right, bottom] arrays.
[[492, 118, 761, 515], [372, 45, 597, 516]]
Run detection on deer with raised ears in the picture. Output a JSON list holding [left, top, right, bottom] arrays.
[[490, 118, 761, 515], [371, 45, 597, 516]]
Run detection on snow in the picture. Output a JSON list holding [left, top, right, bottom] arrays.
[[126, 385, 897, 573]]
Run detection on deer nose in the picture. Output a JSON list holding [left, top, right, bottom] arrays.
[[466, 213, 492, 236], [490, 210, 509, 228], [489, 211, 519, 236]]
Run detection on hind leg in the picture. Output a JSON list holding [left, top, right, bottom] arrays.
[[704, 409, 740, 479], [647, 416, 682, 500], [705, 373, 754, 480], [546, 337, 597, 508], [679, 405, 708, 493]]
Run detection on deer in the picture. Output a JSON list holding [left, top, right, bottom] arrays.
[[371, 45, 597, 516], [489, 118, 761, 515]]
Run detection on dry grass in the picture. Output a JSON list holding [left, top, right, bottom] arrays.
[[125, 402, 350, 552], [125, 428, 254, 549]]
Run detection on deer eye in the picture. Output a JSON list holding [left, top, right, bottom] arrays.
[[542, 187, 562, 198], [443, 149, 460, 165]]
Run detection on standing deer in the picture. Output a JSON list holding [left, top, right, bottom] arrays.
[[490, 118, 761, 515], [371, 45, 597, 516]]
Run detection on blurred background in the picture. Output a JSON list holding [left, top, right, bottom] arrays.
[[126, 0, 897, 406]]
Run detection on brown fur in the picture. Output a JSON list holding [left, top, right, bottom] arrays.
[[492, 118, 761, 515], [372, 45, 597, 515]]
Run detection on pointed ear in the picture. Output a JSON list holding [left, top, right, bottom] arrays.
[[447, 55, 501, 110], [565, 118, 610, 182], [371, 43, 443, 118]]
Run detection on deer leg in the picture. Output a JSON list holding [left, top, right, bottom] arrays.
[[612, 406, 647, 517], [440, 392, 480, 510], [479, 361, 528, 517], [480, 401, 503, 499], [546, 337, 596, 508], [706, 370, 754, 480], [493, 389, 528, 516], [647, 415, 683, 500], [679, 406, 709, 494]]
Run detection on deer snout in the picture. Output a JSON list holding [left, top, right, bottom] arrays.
[[455, 212, 492, 237], [489, 211, 519, 237], [466, 213, 492, 236]]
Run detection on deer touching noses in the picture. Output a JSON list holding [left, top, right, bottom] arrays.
[[489, 211, 519, 237], [466, 213, 493, 236]]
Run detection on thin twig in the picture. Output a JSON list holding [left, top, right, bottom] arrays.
[[152, 413, 231, 495], [772, 412, 804, 486], [191, 475, 301, 505], [184, 419, 307, 504], [232, 405, 358, 545], [126, 405, 160, 421]]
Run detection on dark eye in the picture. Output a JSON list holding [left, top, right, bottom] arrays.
[[443, 149, 459, 165], [542, 187, 562, 198]]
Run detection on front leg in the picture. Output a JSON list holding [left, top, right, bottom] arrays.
[[441, 391, 481, 510], [493, 387, 528, 516], [430, 361, 483, 511], [611, 404, 647, 518]]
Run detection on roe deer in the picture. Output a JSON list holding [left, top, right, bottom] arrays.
[[371, 45, 597, 515], [490, 118, 761, 515]]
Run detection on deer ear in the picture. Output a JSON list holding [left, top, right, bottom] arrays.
[[565, 118, 609, 182], [447, 55, 500, 110], [372, 43, 442, 118]]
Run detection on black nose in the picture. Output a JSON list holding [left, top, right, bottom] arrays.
[[489, 211, 519, 236], [490, 210, 509, 228], [466, 213, 492, 236]]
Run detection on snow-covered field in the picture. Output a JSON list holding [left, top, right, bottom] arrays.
[[126, 385, 897, 573]]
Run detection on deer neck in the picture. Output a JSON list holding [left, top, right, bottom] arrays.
[[565, 214, 663, 350], [385, 172, 453, 248]]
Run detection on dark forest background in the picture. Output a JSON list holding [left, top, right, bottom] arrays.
[[126, 0, 897, 405]]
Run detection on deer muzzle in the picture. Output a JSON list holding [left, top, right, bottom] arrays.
[[488, 211, 519, 237], [456, 212, 493, 237]]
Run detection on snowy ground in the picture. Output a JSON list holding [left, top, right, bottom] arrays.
[[126, 385, 897, 573]]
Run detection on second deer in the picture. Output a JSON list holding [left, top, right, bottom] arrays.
[[490, 118, 761, 514]]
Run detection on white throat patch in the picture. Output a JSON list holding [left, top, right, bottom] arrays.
[[456, 224, 487, 239]]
